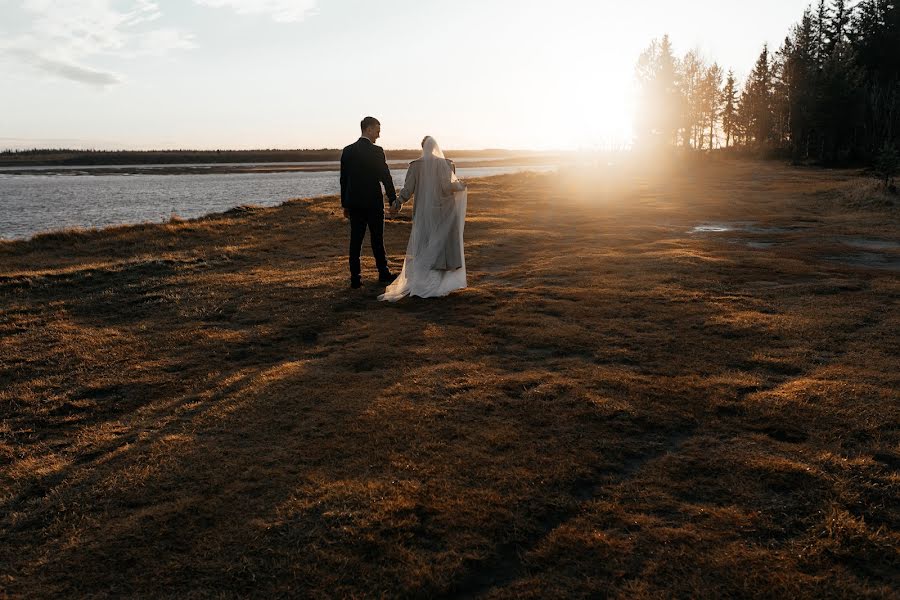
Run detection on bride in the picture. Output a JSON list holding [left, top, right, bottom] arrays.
[[378, 136, 468, 302]]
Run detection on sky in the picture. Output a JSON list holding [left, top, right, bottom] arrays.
[[0, 0, 816, 151]]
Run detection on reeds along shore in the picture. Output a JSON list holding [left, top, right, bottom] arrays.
[[1, 159, 898, 598]]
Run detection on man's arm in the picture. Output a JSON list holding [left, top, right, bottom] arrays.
[[340, 149, 349, 208], [339, 148, 351, 218], [375, 146, 397, 205], [389, 163, 416, 214]]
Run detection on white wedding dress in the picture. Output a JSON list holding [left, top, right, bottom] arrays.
[[379, 137, 468, 302]]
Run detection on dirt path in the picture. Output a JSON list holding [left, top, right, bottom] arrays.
[[1, 159, 897, 598]]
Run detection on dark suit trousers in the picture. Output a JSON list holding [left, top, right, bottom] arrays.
[[348, 206, 389, 279]]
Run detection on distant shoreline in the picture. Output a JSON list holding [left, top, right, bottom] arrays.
[[0, 156, 559, 177], [0, 148, 540, 168]]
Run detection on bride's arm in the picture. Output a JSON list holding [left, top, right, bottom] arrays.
[[397, 162, 418, 205], [440, 160, 466, 195], [447, 159, 466, 191]]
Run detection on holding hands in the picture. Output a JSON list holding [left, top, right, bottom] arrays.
[[387, 175, 467, 217]]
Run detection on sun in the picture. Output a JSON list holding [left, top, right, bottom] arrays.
[[530, 62, 637, 151]]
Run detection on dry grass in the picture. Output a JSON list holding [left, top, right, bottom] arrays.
[[1, 158, 898, 599]]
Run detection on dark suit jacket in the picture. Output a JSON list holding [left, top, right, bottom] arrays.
[[340, 137, 397, 211]]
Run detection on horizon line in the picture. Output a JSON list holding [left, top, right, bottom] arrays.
[[0, 147, 590, 155]]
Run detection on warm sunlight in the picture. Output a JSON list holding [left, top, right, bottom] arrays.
[[4, 1, 898, 598], [1, 0, 814, 150], [538, 61, 637, 150], [485, 21, 639, 151]]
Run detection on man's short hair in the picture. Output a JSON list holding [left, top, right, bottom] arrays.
[[361, 116, 380, 132]]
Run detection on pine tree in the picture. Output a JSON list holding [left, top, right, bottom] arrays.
[[701, 63, 725, 150], [721, 71, 738, 148], [736, 88, 754, 147], [786, 10, 819, 161], [679, 50, 707, 149], [852, 0, 900, 158], [814, 0, 831, 63], [745, 45, 774, 147], [874, 142, 898, 188], [635, 35, 681, 148], [772, 37, 795, 149], [826, 0, 852, 55]]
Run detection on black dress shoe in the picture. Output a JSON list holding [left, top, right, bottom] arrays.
[[378, 272, 398, 284], [350, 278, 362, 289]]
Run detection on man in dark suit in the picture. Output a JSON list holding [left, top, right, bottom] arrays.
[[340, 116, 399, 289]]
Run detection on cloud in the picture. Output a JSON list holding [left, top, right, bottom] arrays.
[[133, 28, 198, 57], [194, 0, 318, 23], [8, 48, 121, 85], [1, 0, 195, 87]]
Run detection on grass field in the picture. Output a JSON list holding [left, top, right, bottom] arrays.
[[1, 158, 898, 598]]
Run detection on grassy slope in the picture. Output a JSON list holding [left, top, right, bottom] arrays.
[[1, 159, 898, 598]]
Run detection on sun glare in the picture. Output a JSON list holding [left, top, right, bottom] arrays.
[[532, 60, 636, 151]]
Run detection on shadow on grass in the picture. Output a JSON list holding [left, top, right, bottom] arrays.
[[2, 163, 898, 598]]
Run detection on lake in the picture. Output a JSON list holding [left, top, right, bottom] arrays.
[[0, 163, 555, 240]]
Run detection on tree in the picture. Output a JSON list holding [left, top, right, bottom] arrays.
[[701, 63, 725, 150], [826, 0, 853, 55], [814, 0, 831, 63], [634, 1, 898, 167], [721, 71, 739, 148], [772, 36, 795, 148], [635, 35, 681, 148], [735, 88, 753, 147], [679, 49, 707, 148], [816, 41, 865, 163], [785, 9, 820, 160], [874, 142, 899, 189], [852, 0, 900, 159], [744, 45, 774, 147]]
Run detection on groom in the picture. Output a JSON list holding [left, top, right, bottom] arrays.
[[340, 116, 399, 289]]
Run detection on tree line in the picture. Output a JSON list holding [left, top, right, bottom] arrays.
[[635, 0, 899, 167], [0, 148, 519, 167]]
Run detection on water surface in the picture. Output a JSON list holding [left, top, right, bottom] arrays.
[[0, 164, 555, 240]]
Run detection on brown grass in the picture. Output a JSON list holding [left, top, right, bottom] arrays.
[[1, 158, 898, 599]]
